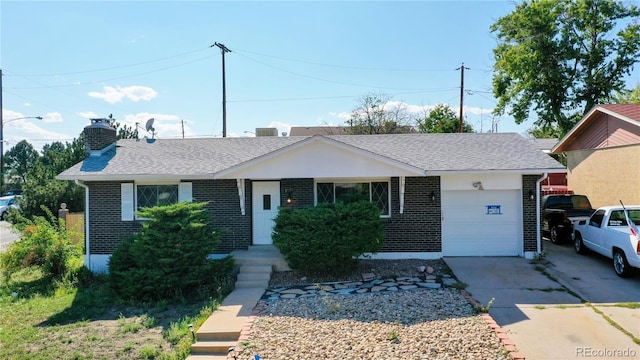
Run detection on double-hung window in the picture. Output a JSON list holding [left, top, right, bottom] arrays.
[[316, 180, 390, 217]]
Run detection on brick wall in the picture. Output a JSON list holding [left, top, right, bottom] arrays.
[[192, 180, 252, 253], [522, 175, 539, 252], [87, 182, 140, 254], [280, 178, 314, 209], [88, 177, 443, 256], [382, 176, 442, 252]]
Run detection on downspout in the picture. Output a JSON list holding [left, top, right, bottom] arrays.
[[75, 180, 90, 271], [535, 173, 548, 255]]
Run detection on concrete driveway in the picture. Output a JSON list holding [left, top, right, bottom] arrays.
[[0, 220, 19, 252], [445, 242, 640, 360]]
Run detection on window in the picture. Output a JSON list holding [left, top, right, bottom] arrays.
[[316, 181, 390, 216], [122, 182, 191, 221], [589, 210, 605, 228], [137, 184, 179, 210]]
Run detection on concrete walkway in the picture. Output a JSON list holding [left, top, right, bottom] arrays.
[[188, 287, 265, 360], [445, 257, 640, 360]]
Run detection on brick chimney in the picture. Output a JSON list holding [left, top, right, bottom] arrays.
[[84, 118, 117, 155]]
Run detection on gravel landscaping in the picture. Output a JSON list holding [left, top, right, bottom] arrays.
[[234, 259, 513, 360]]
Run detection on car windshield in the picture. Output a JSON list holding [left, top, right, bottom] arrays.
[[0, 199, 10, 206]]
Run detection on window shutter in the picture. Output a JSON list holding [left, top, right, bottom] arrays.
[[121, 183, 134, 221], [179, 182, 192, 203]]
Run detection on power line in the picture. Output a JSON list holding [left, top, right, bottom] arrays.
[[4, 55, 214, 89], [232, 47, 454, 72], [3, 47, 210, 77]]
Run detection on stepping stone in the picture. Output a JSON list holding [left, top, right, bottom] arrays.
[[371, 286, 386, 292], [281, 294, 298, 299], [362, 273, 375, 281], [399, 285, 418, 290], [386, 286, 399, 291], [280, 288, 308, 295]]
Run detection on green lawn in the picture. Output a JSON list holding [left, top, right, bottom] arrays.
[[0, 268, 225, 360]]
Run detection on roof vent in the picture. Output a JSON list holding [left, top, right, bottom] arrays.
[[255, 127, 278, 137]]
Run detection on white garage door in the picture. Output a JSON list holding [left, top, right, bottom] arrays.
[[442, 190, 522, 256]]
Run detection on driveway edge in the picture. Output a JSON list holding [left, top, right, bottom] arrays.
[[460, 289, 526, 360]]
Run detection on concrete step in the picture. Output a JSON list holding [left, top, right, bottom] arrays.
[[196, 329, 241, 342], [237, 272, 271, 282], [191, 340, 238, 355], [186, 355, 230, 360], [235, 279, 269, 288], [240, 264, 273, 273]]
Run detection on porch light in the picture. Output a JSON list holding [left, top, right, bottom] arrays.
[[430, 191, 436, 203], [285, 189, 293, 204], [472, 181, 484, 190], [528, 190, 535, 201]]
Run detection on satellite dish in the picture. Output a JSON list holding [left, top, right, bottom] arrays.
[[145, 118, 155, 132]]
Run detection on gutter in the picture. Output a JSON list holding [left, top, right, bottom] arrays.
[[535, 173, 548, 255], [75, 180, 90, 271]]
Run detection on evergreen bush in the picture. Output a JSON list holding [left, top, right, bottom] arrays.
[[272, 201, 384, 275], [108, 201, 234, 302]]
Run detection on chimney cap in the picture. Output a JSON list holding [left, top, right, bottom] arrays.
[[88, 118, 112, 128]]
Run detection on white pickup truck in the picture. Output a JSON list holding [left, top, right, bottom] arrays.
[[573, 206, 640, 277]]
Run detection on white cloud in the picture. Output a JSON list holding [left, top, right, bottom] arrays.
[[23, 102, 31, 107], [43, 112, 63, 123], [88, 85, 158, 104]]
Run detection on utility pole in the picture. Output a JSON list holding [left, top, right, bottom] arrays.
[[456, 63, 470, 133], [181, 119, 185, 139], [211, 42, 231, 137]]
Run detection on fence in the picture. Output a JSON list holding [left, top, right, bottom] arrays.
[[65, 212, 85, 246]]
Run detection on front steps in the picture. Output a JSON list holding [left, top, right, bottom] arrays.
[[187, 246, 288, 359], [231, 245, 290, 288]]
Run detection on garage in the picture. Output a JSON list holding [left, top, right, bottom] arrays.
[[442, 189, 522, 256]]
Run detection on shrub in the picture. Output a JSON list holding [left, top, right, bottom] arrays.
[[0, 206, 82, 281], [272, 201, 384, 275], [108, 201, 235, 302]]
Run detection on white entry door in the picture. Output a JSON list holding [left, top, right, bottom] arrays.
[[252, 181, 281, 245]]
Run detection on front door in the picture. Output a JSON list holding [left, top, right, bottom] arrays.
[[252, 181, 280, 245]]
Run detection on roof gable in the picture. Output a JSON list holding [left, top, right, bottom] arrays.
[[554, 104, 640, 152], [216, 136, 425, 179]]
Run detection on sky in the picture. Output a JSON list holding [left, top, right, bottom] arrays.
[[1, 0, 640, 152]]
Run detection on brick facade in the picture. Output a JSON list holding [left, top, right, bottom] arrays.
[[280, 178, 315, 209], [87, 182, 141, 254], [382, 176, 442, 252], [88, 175, 537, 256], [522, 175, 540, 253], [192, 180, 252, 253]]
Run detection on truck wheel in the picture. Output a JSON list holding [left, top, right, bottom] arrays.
[[574, 233, 586, 254], [550, 225, 561, 244], [613, 250, 634, 278]]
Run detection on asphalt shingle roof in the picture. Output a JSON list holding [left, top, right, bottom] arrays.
[[58, 133, 564, 180]]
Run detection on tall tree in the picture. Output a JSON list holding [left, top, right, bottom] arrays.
[[491, 0, 640, 136], [346, 93, 415, 134], [416, 103, 475, 133], [3, 140, 39, 185], [612, 83, 640, 104]]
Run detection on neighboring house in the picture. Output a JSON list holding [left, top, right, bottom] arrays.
[[289, 126, 349, 136], [552, 104, 640, 208], [58, 119, 565, 273], [528, 138, 571, 195]]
